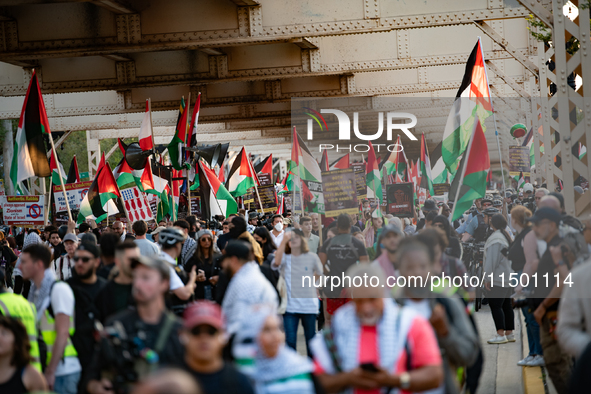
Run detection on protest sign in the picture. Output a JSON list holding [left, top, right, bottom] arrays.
[[258, 185, 278, 213], [386, 183, 414, 217], [53, 181, 92, 212], [3, 196, 45, 226], [258, 173, 272, 186], [121, 186, 155, 223], [322, 169, 358, 217], [509, 146, 531, 180], [433, 183, 450, 196], [352, 162, 367, 200]]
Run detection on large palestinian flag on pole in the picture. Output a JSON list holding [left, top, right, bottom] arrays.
[[255, 154, 273, 177], [419, 133, 435, 196], [330, 153, 349, 170], [168, 97, 189, 170], [78, 153, 123, 224], [227, 147, 258, 197], [10, 70, 51, 192], [382, 136, 408, 182], [442, 38, 493, 176], [449, 117, 490, 222], [198, 160, 238, 219], [290, 126, 322, 183]]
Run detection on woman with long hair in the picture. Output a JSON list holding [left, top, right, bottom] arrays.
[[253, 226, 278, 263], [273, 230, 322, 357], [0, 316, 47, 393], [432, 215, 463, 259], [483, 214, 515, 344], [186, 229, 222, 301]]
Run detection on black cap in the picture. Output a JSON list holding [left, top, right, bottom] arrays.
[[77, 242, 100, 258], [526, 207, 561, 224], [248, 211, 259, 220], [131, 256, 170, 280]]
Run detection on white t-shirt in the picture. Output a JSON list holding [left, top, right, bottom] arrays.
[[270, 230, 285, 248], [134, 238, 160, 257], [48, 282, 82, 376], [273, 252, 323, 314], [159, 251, 184, 291]]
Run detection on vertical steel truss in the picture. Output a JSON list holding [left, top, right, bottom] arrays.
[[535, 0, 591, 216]]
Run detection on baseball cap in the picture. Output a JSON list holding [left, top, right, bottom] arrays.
[[526, 207, 561, 224], [63, 233, 78, 243], [77, 242, 100, 258], [523, 183, 534, 193], [381, 223, 403, 237], [151, 226, 166, 235], [130, 256, 170, 280], [183, 301, 225, 330]]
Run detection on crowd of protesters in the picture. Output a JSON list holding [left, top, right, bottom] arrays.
[[0, 182, 590, 394]]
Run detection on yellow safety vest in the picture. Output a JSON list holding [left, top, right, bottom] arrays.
[[38, 283, 78, 366], [0, 292, 42, 372]]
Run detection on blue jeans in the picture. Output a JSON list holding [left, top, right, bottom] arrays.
[[54, 371, 81, 394], [283, 312, 317, 357], [522, 305, 543, 356]]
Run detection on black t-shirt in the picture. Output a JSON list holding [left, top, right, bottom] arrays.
[[532, 234, 562, 310], [94, 280, 134, 323], [96, 262, 115, 280], [320, 233, 367, 297], [507, 228, 531, 272], [185, 363, 255, 394], [66, 275, 107, 370]]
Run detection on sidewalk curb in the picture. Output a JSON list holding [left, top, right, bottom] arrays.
[[520, 311, 547, 394]]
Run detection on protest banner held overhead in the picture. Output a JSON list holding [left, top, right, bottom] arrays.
[[3, 196, 45, 226], [386, 183, 414, 217], [53, 181, 93, 213], [322, 169, 358, 217]]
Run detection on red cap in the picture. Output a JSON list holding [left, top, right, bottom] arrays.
[[183, 301, 225, 330]]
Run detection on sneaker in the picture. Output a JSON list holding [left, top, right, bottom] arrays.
[[526, 355, 545, 367], [517, 355, 535, 366], [506, 333, 516, 342], [487, 334, 508, 344]]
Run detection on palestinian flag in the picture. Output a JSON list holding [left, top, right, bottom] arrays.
[[430, 142, 449, 184], [218, 164, 225, 183], [329, 153, 349, 170], [290, 126, 322, 183], [157, 183, 172, 223], [449, 117, 490, 221], [77, 153, 123, 224], [514, 171, 525, 189], [366, 141, 382, 204], [186, 93, 201, 151], [113, 157, 136, 189], [419, 133, 435, 196], [168, 97, 189, 170], [442, 38, 493, 176], [278, 171, 292, 195], [319, 150, 329, 172], [10, 70, 51, 192], [255, 154, 273, 177], [198, 160, 238, 219], [138, 99, 153, 151], [171, 169, 182, 221], [139, 158, 156, 193], [382, 136, 408, 182], [49, 152, 66, 186], [227, 147, 258, 197], [66, 155, 80, 184]]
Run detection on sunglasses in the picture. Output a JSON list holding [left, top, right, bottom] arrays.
[[190, 325, 218, 337], [73, 256, 92, 263], [200, 237, 212, 242]]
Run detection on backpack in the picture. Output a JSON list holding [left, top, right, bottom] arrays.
[[323, 234, 360, 297]]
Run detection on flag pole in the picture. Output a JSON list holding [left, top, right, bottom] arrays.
[[478, 37, 507, 201], [46, 178, 52, 226], [450, 116, 479, 224], [49, 138, 72, 222], [185, 93, 191, 216]]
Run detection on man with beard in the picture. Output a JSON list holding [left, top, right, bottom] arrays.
[[393, 238, 479, 394], [220, 240, 278, 335], [85, 256, 185, 394], [371, 224, 403, 287], [66, 242, 107, 376], [311, 264, 443, 393], [94, 242, 140, 323]]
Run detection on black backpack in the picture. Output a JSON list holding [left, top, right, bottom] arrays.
[[323, 234, 359, 297]]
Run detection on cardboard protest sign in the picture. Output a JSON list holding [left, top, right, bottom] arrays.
[[121, 186, 155, 223]]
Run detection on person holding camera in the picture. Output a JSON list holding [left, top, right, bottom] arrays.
[[85, 256, 185, 394]]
